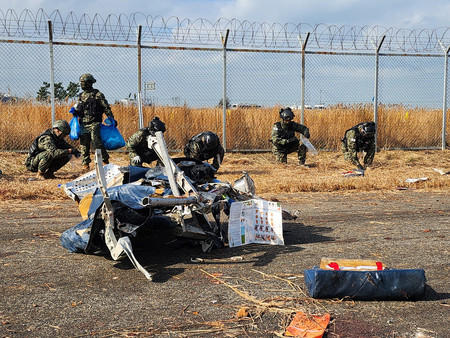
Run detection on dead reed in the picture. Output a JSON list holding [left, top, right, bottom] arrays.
[[1, 102, 447, 151]]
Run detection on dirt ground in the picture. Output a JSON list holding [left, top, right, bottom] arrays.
[[0, 190, 449, 337]]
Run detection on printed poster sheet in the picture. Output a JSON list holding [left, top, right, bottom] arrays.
[[228, 199, 284, 247]]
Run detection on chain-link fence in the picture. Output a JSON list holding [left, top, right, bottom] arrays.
[[0, 10, 449, 152]]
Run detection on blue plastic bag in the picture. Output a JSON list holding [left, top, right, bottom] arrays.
[[69, 116, 81, 141], [100, 117, 125, 150]]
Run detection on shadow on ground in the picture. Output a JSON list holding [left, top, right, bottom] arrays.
[[110, 220, 334, 283]]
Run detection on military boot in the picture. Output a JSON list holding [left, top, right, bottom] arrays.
[[82, 164, 90, 173], [45, 172, 57, 179], [299, 160, 309, 168]]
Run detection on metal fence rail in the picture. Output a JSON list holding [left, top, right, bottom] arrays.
[[0, 9, 449, 152]]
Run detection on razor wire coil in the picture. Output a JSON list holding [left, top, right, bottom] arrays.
[[1, 8, 450, 52]]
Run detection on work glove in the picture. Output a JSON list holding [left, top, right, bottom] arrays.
[[72, 149, 81, 158], [131, 155, 142, 166], [69, 106, 79, 117], [304, 132, 310, 139]]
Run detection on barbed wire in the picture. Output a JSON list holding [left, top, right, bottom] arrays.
[[1, 8, 449, 52]]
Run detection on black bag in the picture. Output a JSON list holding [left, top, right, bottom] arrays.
[[173, 157, 216, 184]]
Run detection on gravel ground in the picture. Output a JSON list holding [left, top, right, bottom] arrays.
[[0, 191, 449, 337]]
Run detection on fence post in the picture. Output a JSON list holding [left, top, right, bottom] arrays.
[[372, 35, 385, 150], [299, 32, 310, 125], [221, 29, 230, 151], [48, 20, 56, 125], [438, 40, 450, 150], [137, 25, 144, 129]]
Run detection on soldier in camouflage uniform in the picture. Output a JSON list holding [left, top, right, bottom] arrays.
[[72, 73, 116, 172], [341, 121, 376, 169], [183, 131, 225, 170], [127, 117, 166, 166], [25, 120, 81, 180], [270, 107, 310, 165]]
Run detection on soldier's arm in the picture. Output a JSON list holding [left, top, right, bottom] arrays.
[[293, 122, 310, 138], [38, 135, 71, 158], [189, 142, 202, 159], [61, 139, 73, 150], [97, 91, 114, 119], [73, 94, 83, 115], [364, 140, 376, 166], [212, 145, 225, 169], [126, 131, 145, 158], [271, 124, 287, 146]]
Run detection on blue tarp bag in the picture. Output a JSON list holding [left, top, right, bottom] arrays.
[[60, 185, 157, 253], [100, 117, 125, 150], [69, 116, 81, 141]]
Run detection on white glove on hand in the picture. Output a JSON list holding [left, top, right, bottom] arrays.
[[132, 155, 142, 166]]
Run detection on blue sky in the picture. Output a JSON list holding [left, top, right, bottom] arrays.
[[3, 0, 450, 29], [1, 1, 449, 108]]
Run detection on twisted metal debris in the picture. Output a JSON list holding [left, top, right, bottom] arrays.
[[0, 8, 449, 52]]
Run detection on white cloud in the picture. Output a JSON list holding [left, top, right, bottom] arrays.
[[0, 0, 449, 29]]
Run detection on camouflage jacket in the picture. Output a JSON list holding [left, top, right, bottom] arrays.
[[270, 121, 310, 147], [342, 128, 375, 166], [126, 128, 151, 158], [184, 135, 225, 169], [74, 89, 114, 125], [26, 129, 73, 160]]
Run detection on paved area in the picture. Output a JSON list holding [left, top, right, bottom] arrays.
[[1, 191, 449, 337]]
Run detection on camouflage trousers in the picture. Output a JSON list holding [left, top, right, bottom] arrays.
[[272, 138, 307, 164], [26, 152, 71, 173], [79, 122, 109, 165], [341, 142, 353, 163]]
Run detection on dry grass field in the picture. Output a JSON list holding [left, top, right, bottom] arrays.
[[0, 149, 448, 202], [0, 101, 448, 151]]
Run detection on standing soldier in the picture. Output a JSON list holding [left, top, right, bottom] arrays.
[[183, 131, 225, 170], [25, 119, 81, 180], [270, 107, 310, 165], [341, 121, 376, 169], [72, 73, 116, 173], [127, 117, 166, 167]]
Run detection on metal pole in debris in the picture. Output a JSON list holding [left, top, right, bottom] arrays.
[[221, 29, 230, 151], [137, 25, 144, 129], [48, 20, 56, 125], [154, 131, 181, 196], [299, 32, 310, 125], [439, 40, 450, 150], [372, 35, 385, 150]]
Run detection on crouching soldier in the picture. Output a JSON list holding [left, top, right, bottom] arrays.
[[25, 119, 81, 180], [341, 121, 376, 169], [271, 107, 310, 165], [183, 131, 225, 170], [127, 117, 166, 167]]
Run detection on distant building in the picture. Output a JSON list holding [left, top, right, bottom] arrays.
[[120, 98, 137, 106], [231, 103, 261, 109]]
